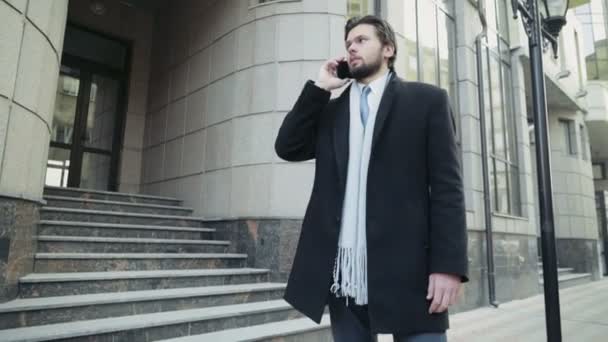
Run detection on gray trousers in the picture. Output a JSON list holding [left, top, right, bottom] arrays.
[[327, 295, 448, 342]]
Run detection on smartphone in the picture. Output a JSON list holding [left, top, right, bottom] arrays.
[[336, 60, 352, 79]]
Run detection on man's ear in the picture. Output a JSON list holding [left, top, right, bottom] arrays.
[[383, 44, 395, 59]]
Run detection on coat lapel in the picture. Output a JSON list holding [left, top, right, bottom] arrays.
[[333, 85, 351, 193], [372, 73, 399, 151], [333, 74, 400, 192]]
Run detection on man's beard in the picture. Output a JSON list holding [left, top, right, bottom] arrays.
[[350, 53, 383, 80]]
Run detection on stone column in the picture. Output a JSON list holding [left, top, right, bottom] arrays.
[[0, 0, 68, 302]]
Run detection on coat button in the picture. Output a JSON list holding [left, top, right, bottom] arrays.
[[335, 216, 341, 223]]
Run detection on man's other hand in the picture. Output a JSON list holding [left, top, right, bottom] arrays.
[[427, 273, 462, 314], [315, 57, 349, 91]]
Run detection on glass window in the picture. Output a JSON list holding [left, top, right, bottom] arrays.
[[502, 63, 518, 164], [85, 75, 120, 151], [509, 165, 521, 216], [481, 43, 521, 216], [45, 147, 71, 187], [580, 124, 588, 160], [574, 0, 608, 80], [495, 161, 510, 213], [80, 152, 111, 190], [403, 0, 418, 81], [593, 163, 606, 180], [438, 9, 457, 101], [497, 0, 510, 42], [348, 0, 374, 17], [482, 48, 493, 152], [490, 55, 506, 158], [418, 0, 438, 84], [52, 67, 81, 145], [387, 0, 459, 140], [560, 119, 577, 156]]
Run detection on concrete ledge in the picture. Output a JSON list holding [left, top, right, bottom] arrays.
[[0, 300, 293, 342], [38, 220, 216, 232], [44, 186, 181, 202], [159, 315, 331, 342], [0, 283, 286, 313], [36, 236, 230, 245], [35, 253, 247, 259], [43, 196, 193, 211], [40, 207, 206, 221], [19, 268, 270, 283]]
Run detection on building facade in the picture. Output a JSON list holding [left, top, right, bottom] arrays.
[[0, 0, 606, 316]]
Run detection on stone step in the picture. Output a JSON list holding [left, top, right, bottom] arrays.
[[44, 186, 182, 206], [539, 273, 593, 289], [158, 315, 332, 342], [0, 283, 287, 329], [43, 195, 193, 216], [38, 221, 216, 240], [0, 300, 299, 342], [40, 207, 206, 227], [36, 235, 230, 254], [34, 253, 248, 273], [19, 268, 271, 298]]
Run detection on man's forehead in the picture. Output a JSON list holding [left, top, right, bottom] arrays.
[[346, 24, 376, 40]]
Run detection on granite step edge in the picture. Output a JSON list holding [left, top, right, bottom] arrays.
[[38, 220, 216, 232], [0, 283, 287, 313], [36, 236, 230, 245], [43, 196, 193, 211], [40, 207, 207, 221], [43, 186, 182, 202], [19, 268, 270, 283], [0, 300, 292, 342], [158, 315, 331, 342], [35, 252, 248, 259]]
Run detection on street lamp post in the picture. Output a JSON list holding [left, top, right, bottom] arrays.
[[510, 0, 570, 341]]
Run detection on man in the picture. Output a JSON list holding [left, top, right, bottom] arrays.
[[274, 15, 468, 342]]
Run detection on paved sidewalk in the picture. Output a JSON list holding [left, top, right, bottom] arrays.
[[379, 278, 608, 342]]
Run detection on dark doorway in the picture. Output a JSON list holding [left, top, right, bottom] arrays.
[[45, 24, 130, 191]]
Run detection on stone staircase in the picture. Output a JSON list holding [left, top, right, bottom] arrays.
[[538, 262, 593, 289], [0, 186, 331, 342]]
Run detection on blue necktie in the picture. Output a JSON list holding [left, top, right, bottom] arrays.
[[360, 85, 371, 126]]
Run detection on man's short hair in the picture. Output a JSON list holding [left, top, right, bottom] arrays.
[[344, 15, 397, 70]]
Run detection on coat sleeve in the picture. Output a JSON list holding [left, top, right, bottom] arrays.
[[274, 80, 331, 162], [427, 88, 469, 282]]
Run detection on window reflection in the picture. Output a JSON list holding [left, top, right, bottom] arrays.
[[348, 0, 373, 17], [479, 1, 521, 216], [403, 0, 418, 81], [573, 0, 608, 80], [388, 0, 458, 138], [52, 68, 80, 145], [418, 0, 438, 84]]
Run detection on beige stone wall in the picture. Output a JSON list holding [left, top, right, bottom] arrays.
[[547, 111, 599, 240], [0, 0, 68, 201], [67, 0, 154, 194], [141, 0, 348, 218]]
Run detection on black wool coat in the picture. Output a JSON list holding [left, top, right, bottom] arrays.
[[274, 74, 469, 335]]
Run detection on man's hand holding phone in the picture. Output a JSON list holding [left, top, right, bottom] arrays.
[[314, 57, 351, 92]]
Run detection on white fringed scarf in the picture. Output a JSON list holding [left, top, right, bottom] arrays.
[[330, 72, 391, 305]]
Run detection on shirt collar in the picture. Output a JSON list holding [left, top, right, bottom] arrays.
[[356, 70, 391, 96]]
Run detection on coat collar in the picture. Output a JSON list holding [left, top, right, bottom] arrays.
[[333, 72, 400, 192]]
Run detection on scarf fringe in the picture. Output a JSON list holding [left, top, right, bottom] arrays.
[[330, 246, 368, 305]]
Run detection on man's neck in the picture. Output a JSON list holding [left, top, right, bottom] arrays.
[[357, 65, 390, 85]]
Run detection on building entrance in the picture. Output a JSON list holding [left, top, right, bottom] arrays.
[[45, 24, 129, 191]]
